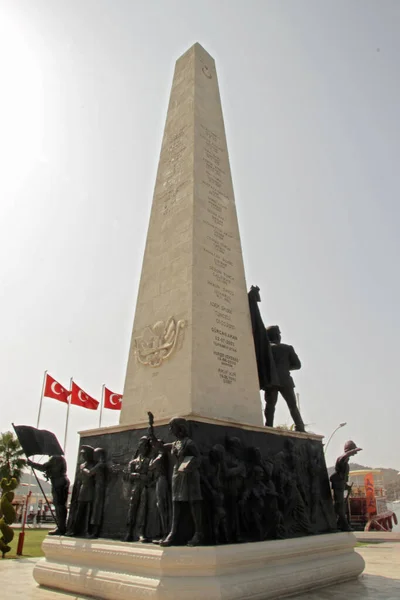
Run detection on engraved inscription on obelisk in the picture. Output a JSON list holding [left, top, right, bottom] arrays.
[[120, 43, 262, 426]]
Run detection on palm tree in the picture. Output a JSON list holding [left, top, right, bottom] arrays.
[[0, 431, 26, 483]]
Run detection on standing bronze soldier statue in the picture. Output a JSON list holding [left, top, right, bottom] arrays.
[[160, 417, 203, 547], [81, 447, 107, 538], [66, 445, 96, 537], [248, 286, 305, 432], [148, 437, 171, 543], [124, 436, 152, 542], [224, 437, 247, 543], [330, 440, 362, 531], [264, 325, 305, 432], [28, 455, 69, 536]]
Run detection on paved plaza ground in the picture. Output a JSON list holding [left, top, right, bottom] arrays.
[[1, 541, 399, 600]]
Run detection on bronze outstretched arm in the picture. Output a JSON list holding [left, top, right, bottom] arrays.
[[27, 459, 49, 473]]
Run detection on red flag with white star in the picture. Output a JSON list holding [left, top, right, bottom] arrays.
[[103, 387, 122, 410], [70, 382, 99, 410], [43, 374, 70, 404]]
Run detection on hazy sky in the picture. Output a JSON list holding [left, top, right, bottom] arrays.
[[1, 1, 399, 473]]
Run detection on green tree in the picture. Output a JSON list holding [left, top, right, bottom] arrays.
[[0, 431, 26, 484]]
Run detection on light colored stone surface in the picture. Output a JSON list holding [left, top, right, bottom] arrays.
[[80, 416, 323, 441], [355, 530, 400, 542], [32, 533, 364, 600], [120, 43, 262, 428], [2, 542, 399, 599], [296, 542, 400, 599]]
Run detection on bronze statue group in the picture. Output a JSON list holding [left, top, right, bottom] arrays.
[[30, 285, 360, 543], [32, 422, 359, 545], [45, 414, 349, 546]]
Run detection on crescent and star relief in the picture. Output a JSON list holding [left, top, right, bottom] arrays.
[[202, 65, 212, 79], [135, 316, 186, 367]]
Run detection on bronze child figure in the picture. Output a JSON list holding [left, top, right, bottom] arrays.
[[224, 436, 247, 543], [124, 436, 152, 542], [160, 418, 203, 547], [148, 437, 171, 543], [203, 444, 229, 544]]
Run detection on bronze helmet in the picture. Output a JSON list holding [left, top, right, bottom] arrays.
[[344, 440, 362, 453]]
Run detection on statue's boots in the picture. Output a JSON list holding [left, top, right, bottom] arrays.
[[282, 388, 306, 432], [295, 422, 306, 433], [291, 407, 306, 432], [48, 528, 66, 536], [338, 513, 353, 532], [160, 532, 177, 546], [124, 530, 134, 542], [187, 532, 204, 546], [264, 403, 275, 427]]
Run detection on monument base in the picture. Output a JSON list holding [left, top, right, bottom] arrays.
[[34, 533, 364, 600], [71, 417, 338, 543]]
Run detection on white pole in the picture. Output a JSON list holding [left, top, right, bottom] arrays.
[[324, 422, 347, 454], [29, 370, 48, 494], [99, 385, 105, 428], [36, 370, 47, 428], [63, 377, 73, 451]]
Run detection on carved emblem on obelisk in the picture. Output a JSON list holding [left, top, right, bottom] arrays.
[[134, 317, 186, 367], [202, 65, 212, 79]]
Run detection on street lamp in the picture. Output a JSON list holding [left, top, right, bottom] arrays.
[[324, 422, 347, 454]]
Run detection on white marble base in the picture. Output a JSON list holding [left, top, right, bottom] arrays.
[[33, 533, 364, 600]]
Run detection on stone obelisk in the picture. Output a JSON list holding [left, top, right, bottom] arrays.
[[35, 44, 364, 600], [120, 43, 262, 427]]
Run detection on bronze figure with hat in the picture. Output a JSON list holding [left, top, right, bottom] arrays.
[[330, 440, 362, 531]]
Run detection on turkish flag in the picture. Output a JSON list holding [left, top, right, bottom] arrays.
[[104, 387, 122, 410], [43, 374, 70, 404], [70, 382, 99, 410]]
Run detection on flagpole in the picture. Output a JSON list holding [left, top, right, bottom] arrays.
[[30, 467, 59, 527], [30, 370, 48, 501], [63, 377, 72, 451], [37, 370, 47, 428], [11, 424, 58, 527], [99, 384, 105, 428]]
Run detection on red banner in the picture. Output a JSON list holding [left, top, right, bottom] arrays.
[[364, 472, 377, 517], [70, 382, 99, 410], [43, 374, 70, 404], [104, 387, 122, 410]]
